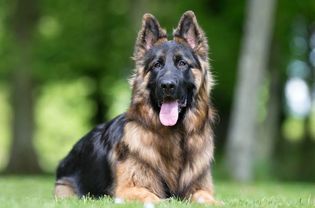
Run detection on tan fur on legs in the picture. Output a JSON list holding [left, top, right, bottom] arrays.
[[116, 187, 160, 203], [114, 159, 163, 203], [54, 179, 77, 199], [191, 190, 222, 205]]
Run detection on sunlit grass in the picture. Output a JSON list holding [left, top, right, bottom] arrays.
[[0, 176, 314, 208]]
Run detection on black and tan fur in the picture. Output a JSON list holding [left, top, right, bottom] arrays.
[[55, 11, 219, 204]]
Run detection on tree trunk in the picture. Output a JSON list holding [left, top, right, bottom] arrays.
[[225, 0, 277, 182], [298, 117, 315, 181], [5, 0, 41, 174], [255, 68, 280, 177]]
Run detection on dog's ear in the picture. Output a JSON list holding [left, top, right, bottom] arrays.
[[133, 13, 167, 61], [173, 11, 208, 59]]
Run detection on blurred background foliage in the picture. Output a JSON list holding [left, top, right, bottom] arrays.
[[0, 0, 314, 182]]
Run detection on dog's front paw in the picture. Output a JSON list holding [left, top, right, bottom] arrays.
[[115, 187, 161, 203], [191, 190, 224, 206], [141, 193, 160, 203]]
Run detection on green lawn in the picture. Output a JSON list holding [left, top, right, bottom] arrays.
[[0, 176, 314, 208]]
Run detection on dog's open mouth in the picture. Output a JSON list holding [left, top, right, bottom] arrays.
[[159, 97, 187, 126]]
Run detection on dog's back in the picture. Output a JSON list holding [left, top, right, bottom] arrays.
[[55, 114, 126, 198]]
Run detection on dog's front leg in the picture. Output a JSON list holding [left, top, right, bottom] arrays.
[[185, 171, 223, 205], [115, 186, 160, 203], [191, 189, 220, 205], [114, 160, 162, 203]]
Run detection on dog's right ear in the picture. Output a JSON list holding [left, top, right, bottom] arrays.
[[173, 11, 208, 60], [133, 14, 167, 61]]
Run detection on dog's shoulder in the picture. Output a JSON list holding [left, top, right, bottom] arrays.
[[57, 114, 127, 174]]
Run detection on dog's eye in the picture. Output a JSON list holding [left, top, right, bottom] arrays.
[[152, 62, 162, 70], [177, 60, 188, 70]]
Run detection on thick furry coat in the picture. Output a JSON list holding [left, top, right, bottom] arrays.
[[55, 11, 219, 204]]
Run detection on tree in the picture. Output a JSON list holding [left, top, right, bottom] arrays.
[[5, 0, 41, 174], [225, 0, 277, 182]]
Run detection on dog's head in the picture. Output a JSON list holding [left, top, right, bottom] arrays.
[[130, 11, 213, 129]]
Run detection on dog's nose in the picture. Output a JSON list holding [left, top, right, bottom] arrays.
[[160, 80, 176, 95]]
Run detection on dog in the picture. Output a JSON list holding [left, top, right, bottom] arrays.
[[54, 11, 219, 204]]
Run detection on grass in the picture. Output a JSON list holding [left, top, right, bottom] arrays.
[[0, 176, 314, 208]]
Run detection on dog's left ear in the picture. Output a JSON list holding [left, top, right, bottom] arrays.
[[173, 11, 208, 59], [134, 13, 167, 61]]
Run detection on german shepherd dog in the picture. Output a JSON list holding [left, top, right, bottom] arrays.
[[55, 11, 219, 204]]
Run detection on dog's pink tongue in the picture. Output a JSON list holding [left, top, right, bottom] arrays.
[[159, 101, 179, 126]]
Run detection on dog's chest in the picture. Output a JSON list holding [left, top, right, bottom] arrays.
[[123, 122, 186, 192], [156, 134, 184, 192]]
